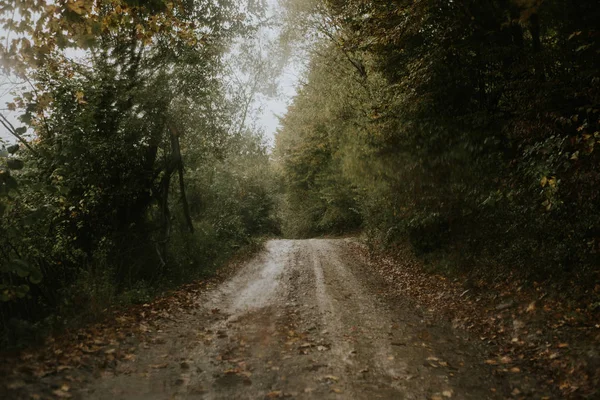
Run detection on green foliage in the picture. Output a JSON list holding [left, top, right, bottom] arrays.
[[276, 0, 600, 283], [0, 0, 277, 347], [275, 46, 365, 237]]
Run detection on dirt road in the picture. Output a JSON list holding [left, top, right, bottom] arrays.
[[81, 239, 512, 399]]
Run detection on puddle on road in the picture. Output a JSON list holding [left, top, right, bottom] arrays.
[[226, 240, 295, 312]]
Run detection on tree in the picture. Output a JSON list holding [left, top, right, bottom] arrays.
[[276, 0, 600, 280], [0, 0, 278, 344]]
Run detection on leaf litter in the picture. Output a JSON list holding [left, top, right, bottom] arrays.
[[349, 240, 599, 399]]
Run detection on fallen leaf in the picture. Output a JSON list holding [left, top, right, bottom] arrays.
[[150, 363, 168, 369], [6, 380, 26, 390], [442, 390, 453, 397], [223, 368, 240, 375], [52, 389, 72, 398]]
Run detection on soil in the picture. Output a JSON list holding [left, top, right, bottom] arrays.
[[1, 239, 572, 399]]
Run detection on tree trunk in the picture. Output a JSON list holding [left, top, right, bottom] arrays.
[[170, 127, 195, 234]]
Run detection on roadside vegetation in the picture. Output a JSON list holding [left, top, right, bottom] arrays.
[[0, 1, 598, 398], [0, 1, 598, 393], [275, 0, 599, 293], [273, 4, 599, 395], [0, 0, 278, 347]]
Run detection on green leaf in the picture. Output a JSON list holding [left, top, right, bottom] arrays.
[[4, 175, 18, 191], [7, 144, 19, 154], [22, 208, 46, 226], [29, 268, 43, 284], [15, 285, 30, 298], [7, 159, 24, 170], [18, 112, 32, 125], [9, 259, 30, 278]]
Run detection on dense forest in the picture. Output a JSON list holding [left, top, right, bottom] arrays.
[[275, 0, 599, 286], [0, 0, 278, 345], [0, 0, 599, 350]]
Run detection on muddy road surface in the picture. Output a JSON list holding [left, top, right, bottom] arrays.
[[81, 239, 512, 399]]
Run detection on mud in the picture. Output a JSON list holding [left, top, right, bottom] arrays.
[[80, 239, 514, 399]]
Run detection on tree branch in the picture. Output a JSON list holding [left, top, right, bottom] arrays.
[[0, 113, 39, 156]]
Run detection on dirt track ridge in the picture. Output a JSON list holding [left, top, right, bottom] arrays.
[[75, 239, 519, 399]]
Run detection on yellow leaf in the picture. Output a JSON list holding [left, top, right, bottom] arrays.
[[500, 356, 512, 364], [540, 176, 547, 187], [75, 91, 87, 104], [67, 0, 86, 15], [52, 389, 72, 398]]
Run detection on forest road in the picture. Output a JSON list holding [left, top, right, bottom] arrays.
[[83, 239, 509, 399]]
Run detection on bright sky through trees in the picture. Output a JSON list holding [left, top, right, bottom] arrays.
[[0, 0, 300, 146]]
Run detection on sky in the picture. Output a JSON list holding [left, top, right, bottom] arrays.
[[236, 0, 304, 146], [253, 62, 303, 146], [0, 0, 301, 147]]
